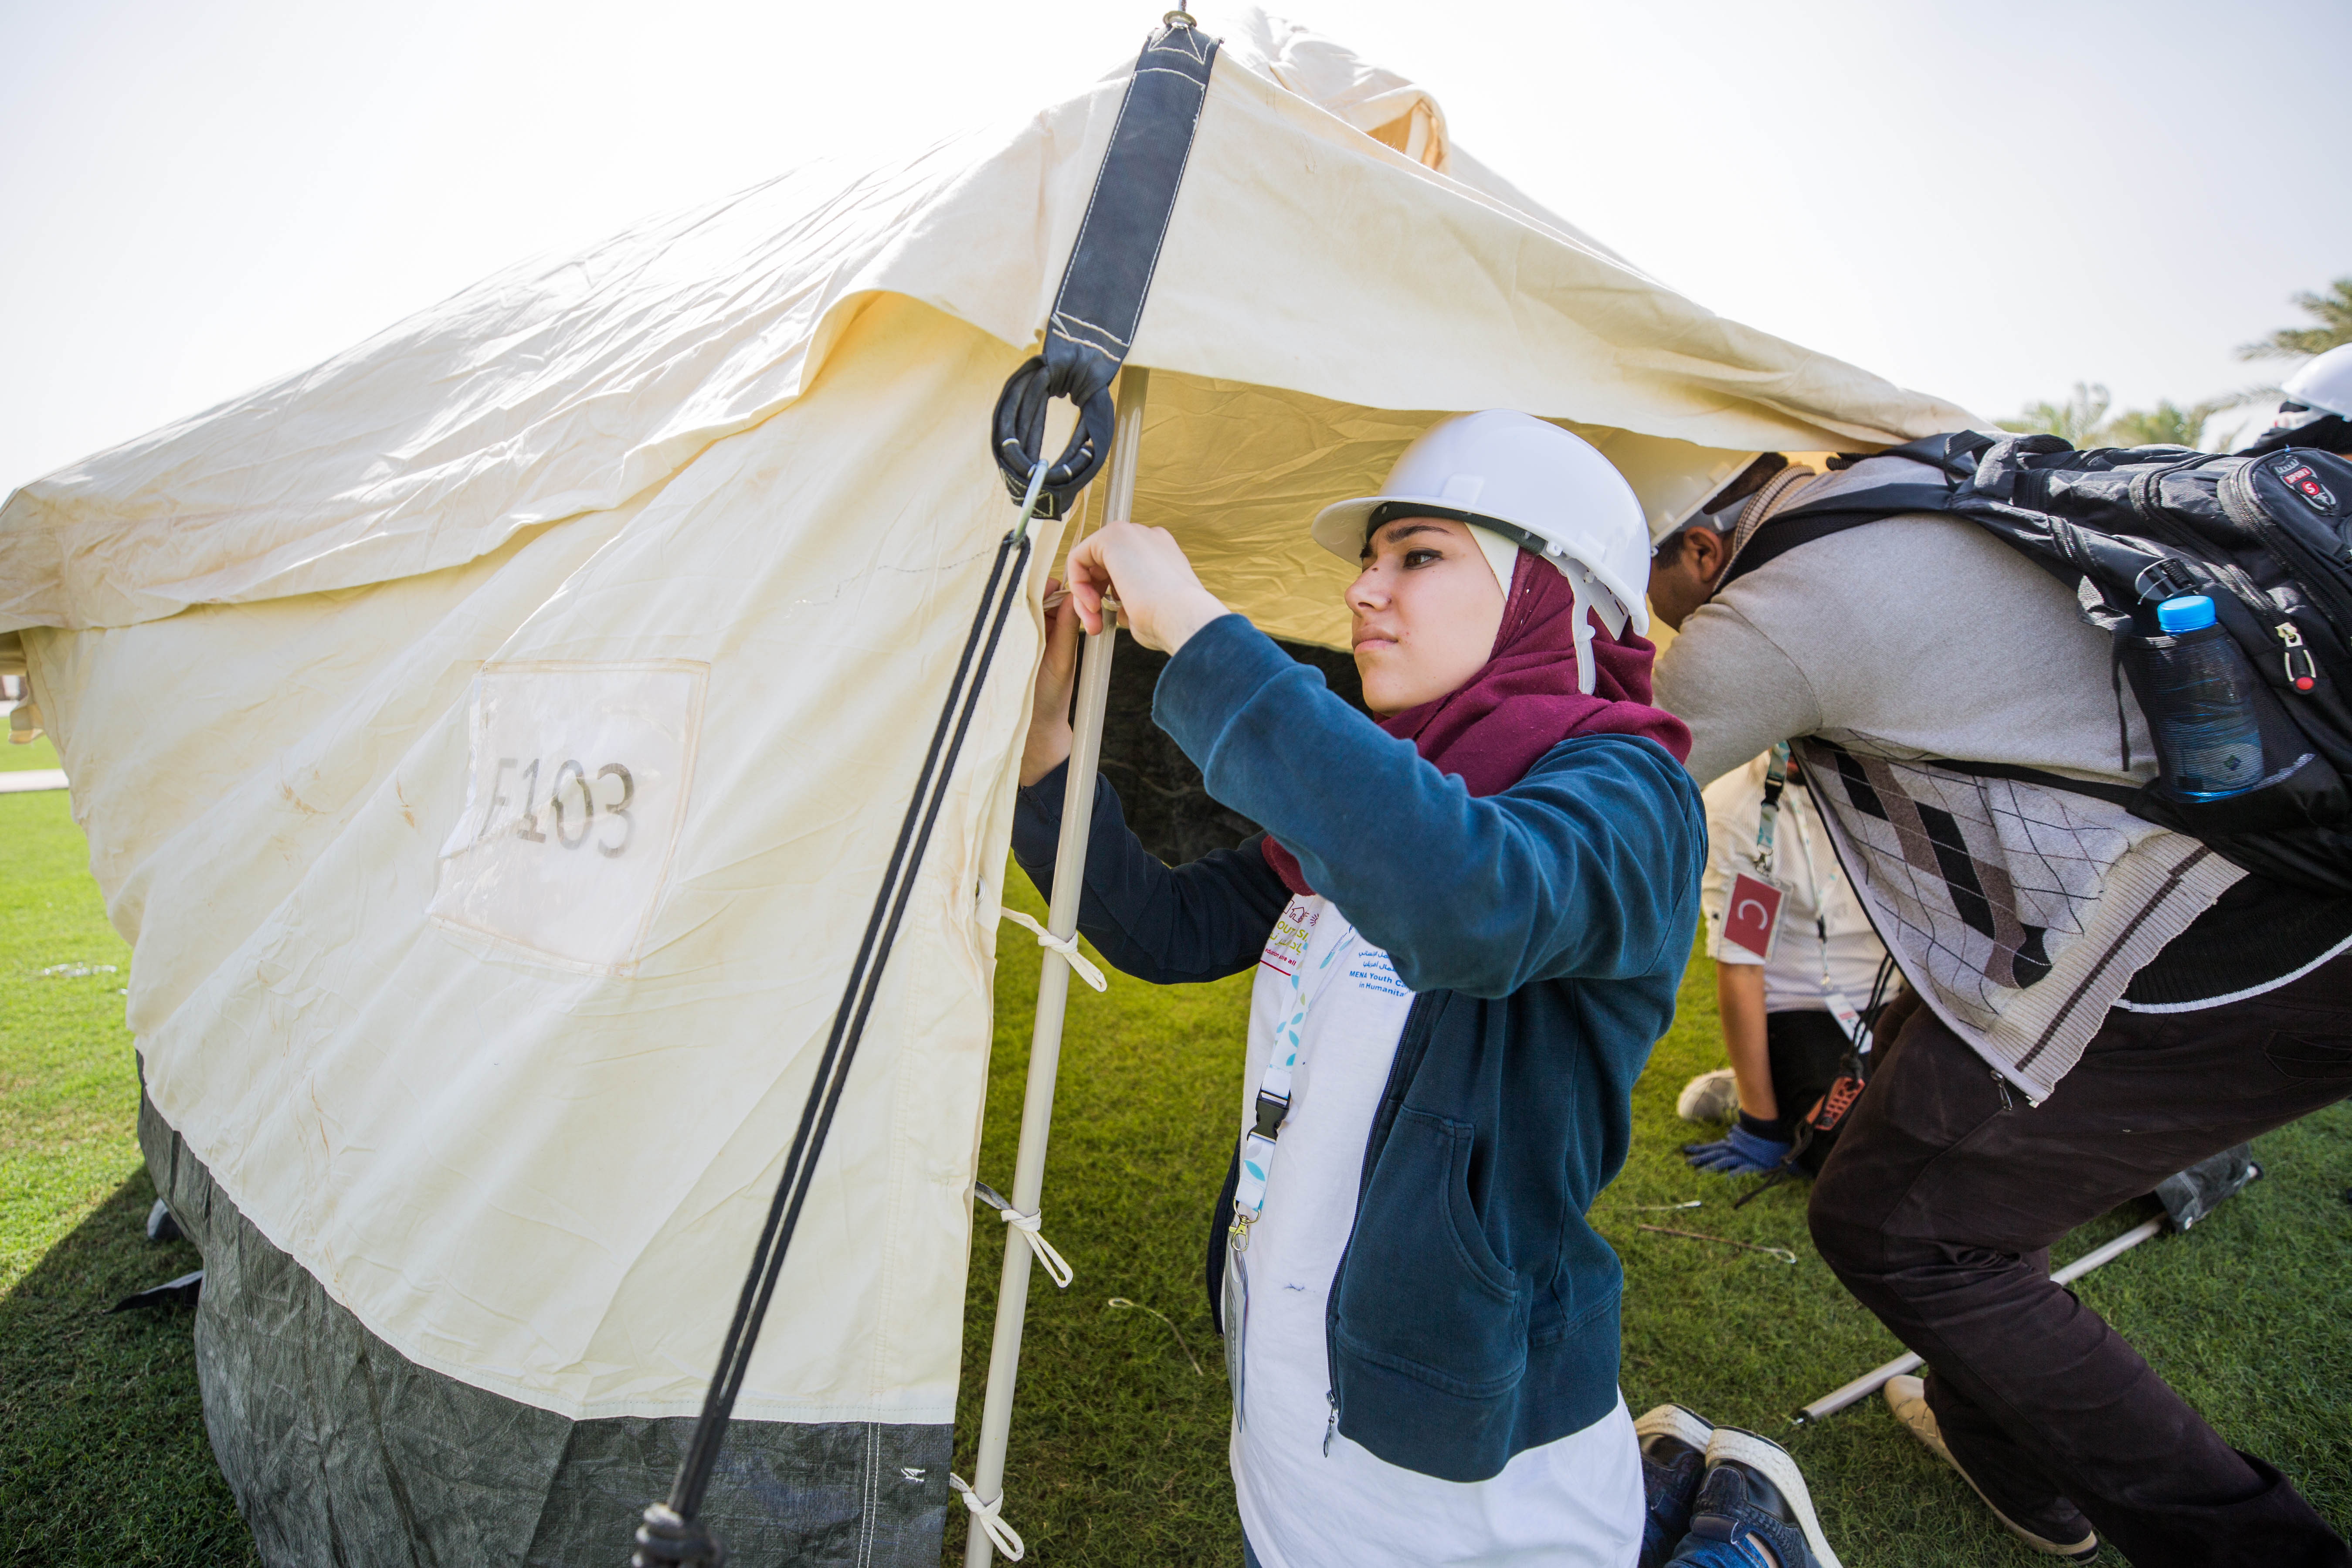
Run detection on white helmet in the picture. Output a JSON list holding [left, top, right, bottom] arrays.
[[1312, 411, 1650, 693], [1606, 443, 1767, 548], [2278, 342, 2352, 423]]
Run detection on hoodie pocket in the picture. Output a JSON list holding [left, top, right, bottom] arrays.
[[1333, 1106, 1529, 1398]]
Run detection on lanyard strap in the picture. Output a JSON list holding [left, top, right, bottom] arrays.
[[1754, 746, 1864, 1039], [1753, 742, 1790, 875], [1777, 774, 1870, 1044], [1231, 910, 1355, 1246]]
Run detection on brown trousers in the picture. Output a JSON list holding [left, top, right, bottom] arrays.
[[1809, 950, 2352, 1568]]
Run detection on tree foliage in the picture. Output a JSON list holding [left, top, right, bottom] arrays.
[[2240, 276, 2352, 360], [1999, 382, 2111, 445], [2104, 397, 2235, 449], [2001, 382, 2237, 451]]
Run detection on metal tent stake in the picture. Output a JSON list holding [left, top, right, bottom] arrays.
[[962, 367, 1150, 1567]]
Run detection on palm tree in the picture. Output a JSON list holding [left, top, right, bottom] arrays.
[[2000, 382, 2111, 445], [2104, 397, 2235, 449], [2240, 277, 2352, 360]]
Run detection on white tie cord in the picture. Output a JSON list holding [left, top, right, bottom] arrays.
[[999, 909, 1106, 992], [1567, 578, 1598, 696], [973, 1181, 1075, 1289], [950, 1473, 1026, 1561]]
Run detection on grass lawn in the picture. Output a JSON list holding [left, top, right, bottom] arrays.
[[947, 869, 2352, 1565], [0, 753, 261, 1566], [3, 770, 2346, 1565]]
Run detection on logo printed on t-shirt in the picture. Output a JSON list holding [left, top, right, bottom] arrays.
[[1259, 897, 1320, 977], [1347, 950, 1409, 998]]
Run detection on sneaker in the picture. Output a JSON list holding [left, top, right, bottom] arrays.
[[1636, 1405, 1714, 1568], [1884, 1376, 2099, 1560], [1637, 1402, 1716, 1458], [1668, 1426, 1844, 1568], [1677, 1068, 1740, 1123]]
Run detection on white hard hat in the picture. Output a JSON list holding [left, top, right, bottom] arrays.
[[1606, 444, 1767, 547], [2279, 343, 2352, 423], [1313, 411, 1652, 692]]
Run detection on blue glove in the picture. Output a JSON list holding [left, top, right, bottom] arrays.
[[1681, 1118, 1792, 1176]]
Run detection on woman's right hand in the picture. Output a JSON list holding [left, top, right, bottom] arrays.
[[1020, 578, 1082, 786]]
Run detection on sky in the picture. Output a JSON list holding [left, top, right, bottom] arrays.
[[2, 0, 2347, 492]]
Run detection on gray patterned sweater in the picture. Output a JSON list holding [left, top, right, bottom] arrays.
[[1654, 475, 2245, 1100]]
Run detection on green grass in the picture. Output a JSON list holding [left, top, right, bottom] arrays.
[[0, 787, 259, 1565], [3, 787, 2345, 1566], [950, 868, 2352, 1565], [1, 730, 62, 771]]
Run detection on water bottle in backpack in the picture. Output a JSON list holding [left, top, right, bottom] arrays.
[[2145, 595, 2264, 799]]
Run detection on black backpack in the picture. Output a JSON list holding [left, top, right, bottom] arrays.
[[1722, 433, 2352, 895]]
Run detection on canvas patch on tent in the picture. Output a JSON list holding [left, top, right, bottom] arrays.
[[432, 659, 707, 974]]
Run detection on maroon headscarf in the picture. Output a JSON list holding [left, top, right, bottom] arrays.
[[1260, 549, 1691, 898]]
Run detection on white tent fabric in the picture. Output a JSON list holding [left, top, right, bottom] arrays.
[[0, 3, 1972, 1541]]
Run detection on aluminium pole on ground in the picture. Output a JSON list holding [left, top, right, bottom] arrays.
[[960, 367, 1150, 1567]]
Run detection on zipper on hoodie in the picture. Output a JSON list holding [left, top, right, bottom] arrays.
[[1322, 992, 1442, 1449]]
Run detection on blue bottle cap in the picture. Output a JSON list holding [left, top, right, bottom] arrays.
[[2157, 594, 2216, 633]]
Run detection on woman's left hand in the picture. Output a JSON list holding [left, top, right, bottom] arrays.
[[1062, 521, 1229, 655]]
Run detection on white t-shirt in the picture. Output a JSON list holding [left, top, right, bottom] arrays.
[[1228, 894, 1644, 1568], [1699, 753, 1887, 1013]]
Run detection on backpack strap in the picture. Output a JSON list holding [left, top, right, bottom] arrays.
[[1714, 441, 1973, 591], [1717, 510, 1882, 590]]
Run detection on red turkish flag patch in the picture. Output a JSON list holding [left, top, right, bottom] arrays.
[[1721, 872, 1786, 961]]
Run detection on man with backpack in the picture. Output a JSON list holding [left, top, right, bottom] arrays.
[[1646, 438, 2352, 1568]]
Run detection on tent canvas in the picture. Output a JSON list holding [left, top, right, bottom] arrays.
[[0, 9, 1970, 1563]]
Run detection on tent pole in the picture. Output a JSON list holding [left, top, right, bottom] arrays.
[[962, 367, 1150, 1566]]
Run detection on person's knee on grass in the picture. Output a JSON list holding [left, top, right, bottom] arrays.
[[1646, 450, 2352, 1565]]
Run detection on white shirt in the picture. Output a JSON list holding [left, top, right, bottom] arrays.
[[1700, 753, 1887, 1013], [1229, 894, 1644, 1568]]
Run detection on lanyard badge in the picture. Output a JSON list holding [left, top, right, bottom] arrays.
[[1721, 871, 1787, 962], [1752, 742, 1790, 876]]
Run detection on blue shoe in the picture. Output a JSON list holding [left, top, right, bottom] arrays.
[[1636, 1405, 1714, 1568], [1665, 1427, 1843, 1568]]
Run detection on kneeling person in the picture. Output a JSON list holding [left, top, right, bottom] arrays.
[[1680, 745, 1891, 1179]]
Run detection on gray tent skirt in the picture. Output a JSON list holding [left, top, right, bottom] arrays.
[[140, 1092, 952, 1567]]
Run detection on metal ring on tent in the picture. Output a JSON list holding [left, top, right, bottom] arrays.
[[994, 376, 1107, 534], [987, 13, 1217, 521]]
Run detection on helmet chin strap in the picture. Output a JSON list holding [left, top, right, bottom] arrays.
[[1568, 579, 1599, 695], [1565, 563, 1628, 696]]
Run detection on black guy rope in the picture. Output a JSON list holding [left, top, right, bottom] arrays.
[[634, 492, 1038, 1568], [631, 15, 1216, 1562]]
